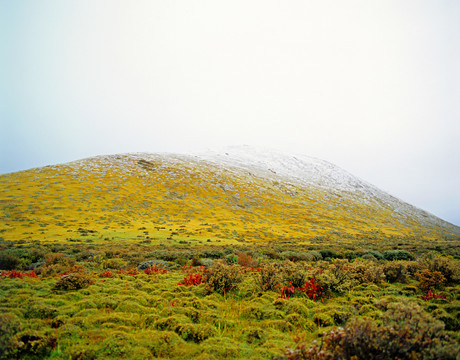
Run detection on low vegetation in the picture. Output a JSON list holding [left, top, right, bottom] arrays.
[[1, 239, 459, 359]]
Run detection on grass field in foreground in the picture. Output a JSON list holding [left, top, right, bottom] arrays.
[[0, 240, 459, 359]]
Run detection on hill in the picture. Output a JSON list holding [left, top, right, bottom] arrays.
[[1, 146, 459, 246]]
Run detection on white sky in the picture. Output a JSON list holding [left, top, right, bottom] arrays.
[[1, 1, 459, 226]]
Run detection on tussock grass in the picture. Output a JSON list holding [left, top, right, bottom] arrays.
[[0, 240, 459, 359]]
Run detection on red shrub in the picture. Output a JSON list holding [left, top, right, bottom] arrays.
[[178, 273, 203, 286], [298, 278, 323, 300], [240, 267, 261, 274], [422, 290, 447, 301], [178, 265, 206, 285], [116, 268, 139, 276], [24, 270, 37, 278], [277, 282, 295, 299], [181, 265, 192, 272], [1, 270, 38, 279], [99, 271, 113, 278], [6, 270, 23, 279], [127, 267, 139, 276], [144, 266, 167, 275]]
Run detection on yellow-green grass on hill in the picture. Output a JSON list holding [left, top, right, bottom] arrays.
[[0, 152, 459, 245]]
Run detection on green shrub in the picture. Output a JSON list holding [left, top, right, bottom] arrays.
[[314, 260, 356, 294], [363, 264, 385, 284], [281, 251, 309, 262], [154, 315, 190, 331], [116, 301, 145, 314], [285, 313, 307, 328], [401, 285, 418, 295], [225, 254, 238, 264], [24, 301, 58, 319], [383, 250, 414, 261], [174, 255, 188, 266], [240, 304, 266, 320], [0, 313, 21, 360], [143, 314, 160, 327], [3, 248, 44, 268], [415, 270, 446, 291], [362, 250, 384, 260], [236, 276, 257, 298], [200, 258, 214, 268], [283, 261, 307, 287], [146, 331, 187, 358], [175, 323, 216, 342], [285, 298, 314, 316], [262, 248, 280, 259], [350, 261, 384, 285], [319, 249, 339, 259], [190, 256, 203, 267], [200, 249, 225, 259], [53, 273, 93, 291], [361, 254, 378, 261], [0, 253, 22, 270], [103, 258, 127, 269], [16, 331, 57, 358], [68, 344, 98, 360], [321, 304, 352, 325], [200, 337, 240, 358], [257, 263, 284, 291], [405, 261, 423, 276], [265, 319, 295, 332], [284, 301, 458, 359], [344, 250, 359, 260], [419, 254, 460, 285], [383, 261, 408, 283], [181, 307, 201, 323], [137, 260, 169, 270], [204, 260, 243, 294], [352, 260, 372, 283], [242, 327, 266, 344], [182, 296, 205, 310], [99, 331, 134, 357], [313, 312, 334, 327], [272, 297, 289, 309], [305, 251, 323, 261], [431, 309, 459, 331]]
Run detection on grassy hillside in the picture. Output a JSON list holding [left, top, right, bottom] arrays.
[[1, 152, 459, 359], [1, 153, 459, 247]]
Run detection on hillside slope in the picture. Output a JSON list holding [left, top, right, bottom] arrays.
[[1, 147, 459, 245]]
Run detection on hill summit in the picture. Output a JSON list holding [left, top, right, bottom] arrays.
[[1, 146, 459, 246]]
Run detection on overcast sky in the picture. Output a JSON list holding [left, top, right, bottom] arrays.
[[1, 1, 459, 226]]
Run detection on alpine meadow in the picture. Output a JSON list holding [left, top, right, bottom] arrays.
[[1, 147, 459, 359]]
